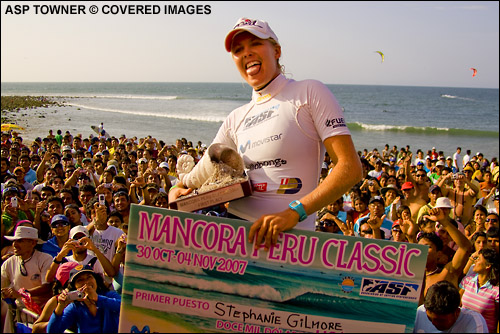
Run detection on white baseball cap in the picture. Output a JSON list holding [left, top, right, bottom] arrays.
[[69, 225, 90, 240], [225, 17, 279, 52], [435, 197, 453, 209]]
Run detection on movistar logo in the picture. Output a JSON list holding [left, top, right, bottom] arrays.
[[239, 133, 283, 154], [277, 178, 302, 194]]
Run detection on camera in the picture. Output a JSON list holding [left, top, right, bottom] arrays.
[[66, 290, 83, 301], [452, 174, 458, 180], [98, 194, 106, 206], [10, 197, 18, 208]]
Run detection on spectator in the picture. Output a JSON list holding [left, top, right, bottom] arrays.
[[486, 226, 499, 254], [418, 204, 472, 297], [40, 214, 72, 258], [416, 184, 442, 223], [47, 264, 121, 333], [64, 203, 85, 227], [1, 227, 53, 316], [354, 196, 393, 239], [113, 190, 131, 226], [87, 197, 125, 264], [45, 226, 115, 287], [459, 248, 499, 333], [437, 172, 478, 225], [414, 280, 488, 333], [463, 231, 488, 275], [399, 181, 427, 223], [465, 205, 488, 239], [32, 262, 79, 333]]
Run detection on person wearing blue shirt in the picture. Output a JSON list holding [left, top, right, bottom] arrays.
[[47, 264, 121, 333], [354, 196, 393, 239], [41, 215, 73, 258]]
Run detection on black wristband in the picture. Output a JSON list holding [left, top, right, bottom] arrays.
[[53, 258, 63, 264]]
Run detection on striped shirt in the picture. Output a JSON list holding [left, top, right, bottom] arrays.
[[460, 273, 499, 333]]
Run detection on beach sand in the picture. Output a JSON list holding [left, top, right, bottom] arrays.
[[2, 100, 100, 143]]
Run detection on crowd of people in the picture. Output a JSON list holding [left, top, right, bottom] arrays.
[[0, 129, 498, 332]]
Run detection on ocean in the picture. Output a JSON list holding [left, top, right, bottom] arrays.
[[1, 82, 498, 159]]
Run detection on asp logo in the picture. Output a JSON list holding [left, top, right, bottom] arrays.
[[360, 278, 420, 301], [277, 178, 302, 194], [243, 105, 279, 130]]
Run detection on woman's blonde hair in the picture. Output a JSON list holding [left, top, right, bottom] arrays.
[[268, 38, 285, 75]]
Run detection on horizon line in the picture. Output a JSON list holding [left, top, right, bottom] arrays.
[[1, 81, 497, 90]]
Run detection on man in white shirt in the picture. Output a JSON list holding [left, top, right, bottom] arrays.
[[452, 147, 462, 172], [414, 280, 487, 333], [462, 149, 471, 169]]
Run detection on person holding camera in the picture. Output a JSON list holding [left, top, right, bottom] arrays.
[[316, 197, 352, 235], [47, 264, 121, 333], [45, 226, 116, 286]]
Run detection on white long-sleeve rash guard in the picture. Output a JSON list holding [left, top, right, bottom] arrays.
[[212, 74, 351, 230]]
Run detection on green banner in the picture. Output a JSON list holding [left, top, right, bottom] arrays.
[[118, 204, 428, 333]]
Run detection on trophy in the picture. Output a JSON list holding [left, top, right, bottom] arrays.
[[169, 143, 252, 212]]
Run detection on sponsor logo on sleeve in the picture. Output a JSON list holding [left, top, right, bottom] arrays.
[[325, 117, 347, 129]]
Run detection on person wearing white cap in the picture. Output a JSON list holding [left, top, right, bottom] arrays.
[[169, 17, 362, 250], [429, 160, 445, 184], [45, 225, 115, 287], [1, 226, 53, 315]]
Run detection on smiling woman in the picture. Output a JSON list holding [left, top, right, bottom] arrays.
[[169, 17, 363, 250]]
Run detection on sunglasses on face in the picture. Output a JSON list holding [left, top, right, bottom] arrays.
[[392, 228, 403, 233], [360, 229, 373, 235], [318, 221, 334, 227], [51, 222, 69, 229], [416, 174, 426, 177], [486, 218, 498, 223]]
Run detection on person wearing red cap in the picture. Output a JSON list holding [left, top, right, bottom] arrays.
[[398, 181, 427, 223], [170, 17, 362, 250], [403, 152, 431, 203], [32, 262, 79, 333]]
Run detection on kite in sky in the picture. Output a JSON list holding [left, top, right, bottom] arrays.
[[470, 68, 477, 77], [375, 51, 384, 63]]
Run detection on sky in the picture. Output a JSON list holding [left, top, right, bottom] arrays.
[[1, 1, 498, 88]]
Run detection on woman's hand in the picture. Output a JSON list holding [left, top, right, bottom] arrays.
[[168, 186, 193, 205], [248, 209, 299, 251]]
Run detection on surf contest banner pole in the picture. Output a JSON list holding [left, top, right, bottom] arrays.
[[118, 204, 428, 333]]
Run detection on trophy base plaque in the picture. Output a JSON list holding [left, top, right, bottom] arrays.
[[169, 179, 252, 212]]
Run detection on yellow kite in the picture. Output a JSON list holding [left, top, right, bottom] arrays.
[[375, 51, 384, 63]]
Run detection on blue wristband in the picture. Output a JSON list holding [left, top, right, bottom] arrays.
[[289, 200, 307, 222]]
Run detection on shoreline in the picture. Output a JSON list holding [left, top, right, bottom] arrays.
[[2, 95, 498, 160]]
